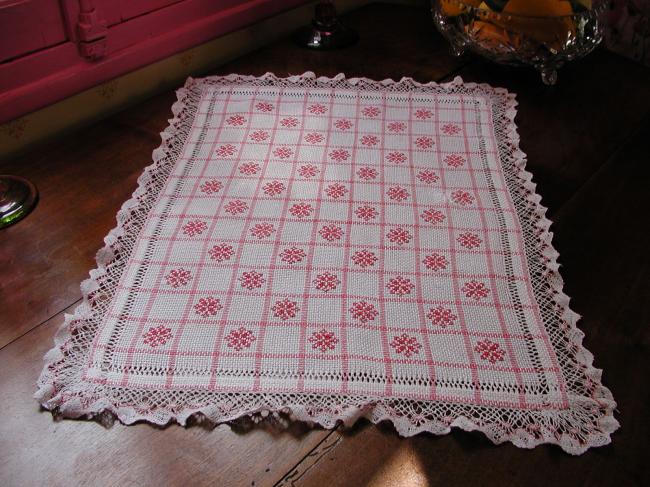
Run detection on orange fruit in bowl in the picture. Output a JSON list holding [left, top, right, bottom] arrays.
[[502, 0, 574, 17], [440, 0, 482, 17], [470, 0, 578, 52], [467, 19, 521, 50], [481, 0, 509, 11]]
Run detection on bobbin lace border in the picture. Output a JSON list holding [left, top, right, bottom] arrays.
[[35, 72, 618, 455]]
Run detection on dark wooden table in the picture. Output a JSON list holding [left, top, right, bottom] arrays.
[[1, 3, 649, 486]]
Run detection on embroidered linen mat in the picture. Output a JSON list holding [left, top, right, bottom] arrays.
[[36, 73, 617, 454]]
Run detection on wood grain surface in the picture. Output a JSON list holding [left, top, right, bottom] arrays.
[[1, 3, 648, 486]]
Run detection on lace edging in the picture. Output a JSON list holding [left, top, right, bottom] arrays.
[[35, 72, 618, 455]]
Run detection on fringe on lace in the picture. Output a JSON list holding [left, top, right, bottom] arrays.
[[35, 72, 618, 454]]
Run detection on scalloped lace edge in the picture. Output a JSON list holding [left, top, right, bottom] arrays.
[[35, 71, 618, 455]]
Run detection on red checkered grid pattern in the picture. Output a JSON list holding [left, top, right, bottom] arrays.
[[80, 84, 567, 409], [34, 73, 622, 455]]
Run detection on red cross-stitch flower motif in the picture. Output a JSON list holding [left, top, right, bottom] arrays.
[[423, 253, 448, 271], [355, 205, 378, 221], [200, 179, 223, 194], [417, 170, 439, 184], [334, 119, 353, 130], [390, 334, 422, 358], [427, 306, 457, 327], [386, 276, 415, 296], [239, 162, 260, 175], [226, 114, 246, 126], [263, 180, 286, 196], [250, 130, 270, 142], [362, 106, 380, 118], [182, 219, 207, 237], [387, 121, 406, 132], [308, 103, 327, 114], [319, 224, 343, 241], [445, 154, 466, 167], [289, 203, 313, 218], [215, 143, 237, 158], [415, 108, 433, 120], [352, 250, 378, 268], [273, 146, 294, 159], [329, 149, 350, 162], [250, 223, 276, 239], [143, 325, 172, 347], [386, 151, 407, 164], [298, 164, 319, 178], [305, 132, 325, 144], [361, 134, 379, 146], [415, 136, 434, 150], [421, 208, 446, 224], [314, 272, 340, 292], [325, 183, 348, 199], [387, 186, 410, 202], [451, 190, 474, 206], [224, 200, 248, 215], [165, 268, 191, 288], [308, 330, 339, 352], [194, 297, 223, 317], [280, 247, 306, 264], [272, 299, 300, 320], [239, 271, 266, 290], [441, 123, 461, 135], [462, 280, 490, 300], [280, 117, 299, 127], [349, 301, 378, 323], [208, 243, 234, 262], [255, 102, 274, 112], [387, 227, 412, 245], [357, 166, 378, 180], [225, 327, 256, 351], [457, 232, 482, 249], [474, 339, 506, 364]]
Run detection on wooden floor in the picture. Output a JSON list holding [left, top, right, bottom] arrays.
[[1, 4, 649, 486]]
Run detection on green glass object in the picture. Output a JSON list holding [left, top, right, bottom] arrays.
[[0, 175, 38, 229]]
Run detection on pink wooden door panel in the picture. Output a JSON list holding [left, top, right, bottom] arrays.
[[0, 0, 67, 62], [96, 1, 121, 27], [0, 0, 311, 123], [90, 1, 186, 27], [103, 0, 257, 54], [117, 0, 185, 21]]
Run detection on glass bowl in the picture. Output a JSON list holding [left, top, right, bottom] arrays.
[[432, 0, 606, 84]]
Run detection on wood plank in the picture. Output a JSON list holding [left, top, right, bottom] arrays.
[[445, 50, 650, 214], [0, 304, 331, 487], [215, 3, 468, 83], [0, 123, 163, 348]]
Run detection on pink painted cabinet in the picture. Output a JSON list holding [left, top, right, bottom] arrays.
[[0, 0, 67, 62], [0, 0, 309, 123]]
